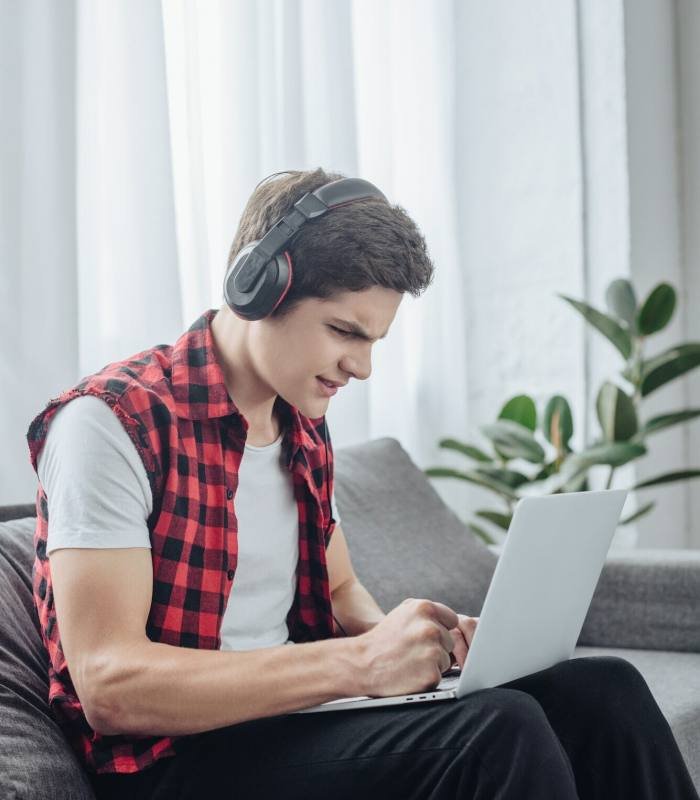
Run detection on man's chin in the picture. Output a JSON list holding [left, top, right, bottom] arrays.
[[298, 398, 330, 419], [276, 390, 329, 419]]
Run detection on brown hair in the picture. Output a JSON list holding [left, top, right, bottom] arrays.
[[226, 167, 435, 318]]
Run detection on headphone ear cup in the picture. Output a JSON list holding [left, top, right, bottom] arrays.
[[224, 243, 293, 321], [224, 241, 258, 312]]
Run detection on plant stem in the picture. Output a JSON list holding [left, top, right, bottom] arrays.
[[632, 335, 644, 407], [605, 466, 616, 490]]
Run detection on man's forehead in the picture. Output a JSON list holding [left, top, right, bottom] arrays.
[[328, 288, 400, 315], [328, 316, 389, 342], [323, 291, 400, 340]]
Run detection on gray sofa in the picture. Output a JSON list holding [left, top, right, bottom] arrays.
[[1, 437, 699, 798]]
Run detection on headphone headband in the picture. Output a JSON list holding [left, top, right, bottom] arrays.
[[233, 178, 387, 294], [224, 176, 387, 319]]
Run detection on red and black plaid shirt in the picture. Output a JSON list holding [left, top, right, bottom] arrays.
[[26, 308, 338, 775]]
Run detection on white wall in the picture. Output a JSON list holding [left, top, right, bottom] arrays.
[[624, 0, 698, 547], [429, 0, 699, 549], [677, 0, 700, 548], [577, 0, 637, 546], [454, 2, 584, 452], [443, 1, 643, 547]]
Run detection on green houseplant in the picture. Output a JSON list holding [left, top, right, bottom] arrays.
[[425, 279, 700, 545]]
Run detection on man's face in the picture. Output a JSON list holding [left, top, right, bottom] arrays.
[[252, 286, 403, 418]]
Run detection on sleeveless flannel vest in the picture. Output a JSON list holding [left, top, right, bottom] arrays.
[[26, 308, 337, 775]]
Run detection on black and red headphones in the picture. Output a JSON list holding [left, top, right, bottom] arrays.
[[223, 176, 387, 321], [223, 175, 388, 637]]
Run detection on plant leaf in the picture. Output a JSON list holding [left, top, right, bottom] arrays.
[[424, 467, 519, 499], [543, 395, 574, 450], [475, 510, 513, 530], [576, 441, 646, 467], [559, 294, 632, 359], [632, 469, 700, 490], [576, 474, 591, 491], [637, 282, 676, 336], [640, 344, 700, 396], [637, 409, 700, 438], [533, 461, 558, 481], [499, 395, 537, 432], [605, 278, 637, 329], [438, 438, 493, 462], [475, 467, 530, 488], [480, 420, 545, 464], [467, 522, 497, 546], [518, 467, 593, 496], [562, 471, 590, 493], [618, 501, 655, 526], [596, 382, 638, 441], [557, 442, 647, 487]]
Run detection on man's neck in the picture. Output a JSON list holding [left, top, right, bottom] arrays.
[[243, 408, 283, 447], [211, 307, 281, 443]]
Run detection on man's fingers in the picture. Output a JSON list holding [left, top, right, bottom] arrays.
[[437, 624, 455, 656], [448, 629, 469, 670], [427, 601, 463, 657], [458, 615, 479, 646], [441, 616, 481, 671], [426, 599, 460, 632], [417, 601, 474, 662]]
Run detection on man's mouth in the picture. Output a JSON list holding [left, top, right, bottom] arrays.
[[317, 377, 341, 396], [318, 376, 345, 388]]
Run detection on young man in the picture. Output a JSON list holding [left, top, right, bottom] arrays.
[[27, 169, 698, 800]]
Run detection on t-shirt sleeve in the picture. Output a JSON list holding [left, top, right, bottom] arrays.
[[330, 487, 341, 525], [326, 420, 340, 525], [36, 395, 152, 555]]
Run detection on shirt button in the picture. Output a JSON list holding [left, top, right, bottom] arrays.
[[227, 569, 234, 580], [226, 488, 233, 500]]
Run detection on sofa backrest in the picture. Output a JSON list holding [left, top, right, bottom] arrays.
[[0, 503, 36, 523], [333, 437, 498, 614]]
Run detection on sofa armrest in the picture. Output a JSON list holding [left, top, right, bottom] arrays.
[[578, 549, 700, 653], [0, 504, 37, 523]]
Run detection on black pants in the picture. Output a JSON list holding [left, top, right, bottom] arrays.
[[90, 655, 698, 799]]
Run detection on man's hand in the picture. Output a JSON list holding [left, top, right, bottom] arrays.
[[354, 598, 459, 697], [447, 615, 479, 670]]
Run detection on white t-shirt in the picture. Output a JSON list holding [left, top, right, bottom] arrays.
[[36, 395, 340, 651]]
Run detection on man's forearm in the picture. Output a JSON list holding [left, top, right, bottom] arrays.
[[331, 579, 386, 637], [91, 635, 365, 738]]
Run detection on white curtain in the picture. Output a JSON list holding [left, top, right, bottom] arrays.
[[2, 0, 698, 548]]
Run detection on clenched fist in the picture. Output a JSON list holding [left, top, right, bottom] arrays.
[[354, 598, 477, 697]]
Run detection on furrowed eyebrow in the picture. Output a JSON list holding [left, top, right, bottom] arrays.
[[329, 318, 388, 342]]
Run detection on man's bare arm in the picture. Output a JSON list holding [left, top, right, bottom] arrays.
[[326, 522, 387, 636], [331, 579, 386, 637], [50, 546, 364, 738]]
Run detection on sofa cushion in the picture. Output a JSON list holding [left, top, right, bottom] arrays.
[[579, 549, 700, 652], [0, 504, 36, 523], [334, 437, 499, 616], [0, 516, 95, 800], [575, 645, 700, 790]]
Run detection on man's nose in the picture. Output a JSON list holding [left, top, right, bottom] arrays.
[[341, 352, 372, 381]]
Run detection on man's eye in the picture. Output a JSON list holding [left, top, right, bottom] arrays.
[[330, 326, 353, 338]]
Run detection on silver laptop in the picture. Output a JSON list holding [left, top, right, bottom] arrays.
[[294, 488, 628, 713]]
